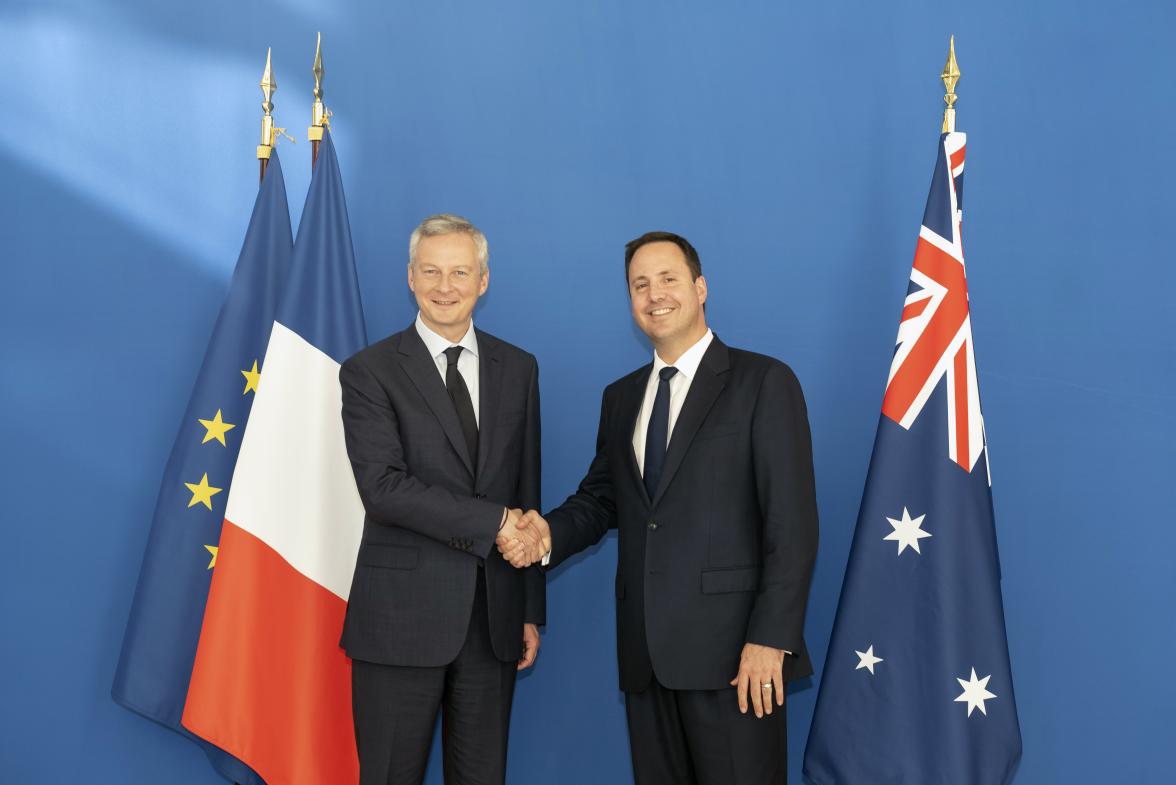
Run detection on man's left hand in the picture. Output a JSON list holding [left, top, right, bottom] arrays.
[[729, 642, 786, 718], [518, 623, 540, 670]]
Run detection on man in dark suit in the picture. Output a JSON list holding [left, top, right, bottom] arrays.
[[501, 231, 818, 784], [339, 214, 544, 785]]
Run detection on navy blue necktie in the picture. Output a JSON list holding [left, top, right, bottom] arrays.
[[444, 346, 479, 466], [643, 366, 678, 500]]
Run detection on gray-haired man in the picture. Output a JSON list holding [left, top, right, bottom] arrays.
[[339, 214, 544, 784]]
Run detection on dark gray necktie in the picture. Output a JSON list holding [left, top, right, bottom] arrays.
[[643, 366, 678, 500], [443, 346, 478, 465]]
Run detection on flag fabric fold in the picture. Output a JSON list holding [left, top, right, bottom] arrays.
[[804, 132, 1022, 785], [112, 151, 294, 785], [183, 129, 368, 785]]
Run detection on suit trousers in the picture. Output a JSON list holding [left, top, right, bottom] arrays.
[[351, 569, 518, 785], [625, 677, 788, 785]]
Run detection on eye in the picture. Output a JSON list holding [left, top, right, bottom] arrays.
[[455, 270, 468, 277], [634, 283, 647, 291], [664, 276, 676, 283]]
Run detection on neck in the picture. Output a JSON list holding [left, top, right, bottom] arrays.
[[653, 323, 708, 366], [422, 315, 471, 344]]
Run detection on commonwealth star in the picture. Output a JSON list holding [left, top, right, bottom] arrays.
[[884, 507, 932, 555]]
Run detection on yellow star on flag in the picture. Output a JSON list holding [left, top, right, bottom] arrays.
[[204, 544, 219, 569], [197, 409, 236, 446], [241, 360, 261, 394], [184, 473, 223, 510]]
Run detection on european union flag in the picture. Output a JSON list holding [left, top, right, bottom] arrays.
[[804, 134, 1022, 785], [112, 151, 294, 785]]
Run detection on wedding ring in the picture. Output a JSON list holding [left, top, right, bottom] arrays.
[[761, 683, 773, 690]]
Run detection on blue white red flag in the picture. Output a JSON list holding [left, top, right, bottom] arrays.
[[182, 129, 368, 785], [112, 151, 294, 785], [804, 132, 1022, 785]]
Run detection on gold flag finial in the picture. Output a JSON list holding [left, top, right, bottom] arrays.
[[309, 32, 328, 143], [258, 48, 277, 163], [941, 35, 961, 133]]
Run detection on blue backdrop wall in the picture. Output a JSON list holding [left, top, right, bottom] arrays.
[[2, 0, 1173, 783]]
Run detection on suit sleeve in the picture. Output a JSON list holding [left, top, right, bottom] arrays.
[[517, 358, 546, 625], [340, 356, 504, 557], [745, 363, 819, 653], [544, 388, 618, 569]]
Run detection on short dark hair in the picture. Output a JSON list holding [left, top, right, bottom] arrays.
[[624, 231, 702, 282]]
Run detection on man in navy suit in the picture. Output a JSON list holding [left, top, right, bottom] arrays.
[[340, 214, 543, 785], [502, 231, 818, 785]]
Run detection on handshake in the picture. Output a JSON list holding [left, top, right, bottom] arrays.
[[496, 508, 551, 568]]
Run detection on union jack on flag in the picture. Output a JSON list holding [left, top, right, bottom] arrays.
[[882, 133, 984, 473], [804, 131, 1022, 785]]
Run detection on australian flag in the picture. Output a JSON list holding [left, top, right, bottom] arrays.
[[804, 133, 1022, 785], [112, 151, 294, 785]]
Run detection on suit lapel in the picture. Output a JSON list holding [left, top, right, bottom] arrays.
[[622, 365, 653, 506], [474, 330, 502, 481], [397, 327, 476, 477], [651, 338, 730, 507]]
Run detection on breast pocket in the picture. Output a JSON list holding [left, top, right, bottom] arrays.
[[694, 420, 740, 442]]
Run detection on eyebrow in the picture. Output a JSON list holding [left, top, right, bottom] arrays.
[[631, 268, 677, 282]]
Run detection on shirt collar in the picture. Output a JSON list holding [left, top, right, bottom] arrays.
[[415, 313, 479, 360], [652, 329, 714, 382]]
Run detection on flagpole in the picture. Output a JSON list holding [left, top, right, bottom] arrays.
[[941, 35, 960, 133], [257, 48, 276, 185], [308, 32, 328, 169]]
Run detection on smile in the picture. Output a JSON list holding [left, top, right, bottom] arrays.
[[649, 307, 674, 316]]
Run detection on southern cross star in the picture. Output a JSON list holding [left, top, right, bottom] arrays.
[[884, 507, 932, 555], [955, 668, 997, 716], [855, 645, 883, 675]]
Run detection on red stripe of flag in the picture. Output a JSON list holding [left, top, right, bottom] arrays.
[[183, 521, 358, 785], [882, 237, 969, 424], [953, 341, 970, 469], [950, 145, 966, 171], [901, 296, 932, 323]]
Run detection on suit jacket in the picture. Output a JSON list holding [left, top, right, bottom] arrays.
[[339, 324, 544, 667], [546, 336, 817, 692]]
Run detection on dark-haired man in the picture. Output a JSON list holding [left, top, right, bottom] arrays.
[[502, 232, 818, 784]]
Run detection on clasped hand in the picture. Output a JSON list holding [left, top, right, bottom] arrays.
[[496, 508, 550, 568]]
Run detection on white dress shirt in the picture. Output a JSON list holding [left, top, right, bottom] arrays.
[[632, 329, 714, 476], [415, 313, 480, 426]]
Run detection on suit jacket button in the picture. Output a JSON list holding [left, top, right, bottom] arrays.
[[474, 493, 485, 499], [647, 521, 658, 531]]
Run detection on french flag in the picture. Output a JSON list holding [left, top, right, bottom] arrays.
[[183, 129, 367, 785]]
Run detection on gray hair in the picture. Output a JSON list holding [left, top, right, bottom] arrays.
[[408, 214, 489, 272]]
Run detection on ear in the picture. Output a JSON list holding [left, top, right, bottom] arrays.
[[477, 267, 490, 297], [407, 263, 416, 293], [694, 275, 708, 306]]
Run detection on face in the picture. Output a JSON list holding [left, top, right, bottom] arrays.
[[408, 232, 488, 339], [627, 241, 707, 347]]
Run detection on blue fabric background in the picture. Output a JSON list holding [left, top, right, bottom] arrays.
[[1, 1, 1172, 783]]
